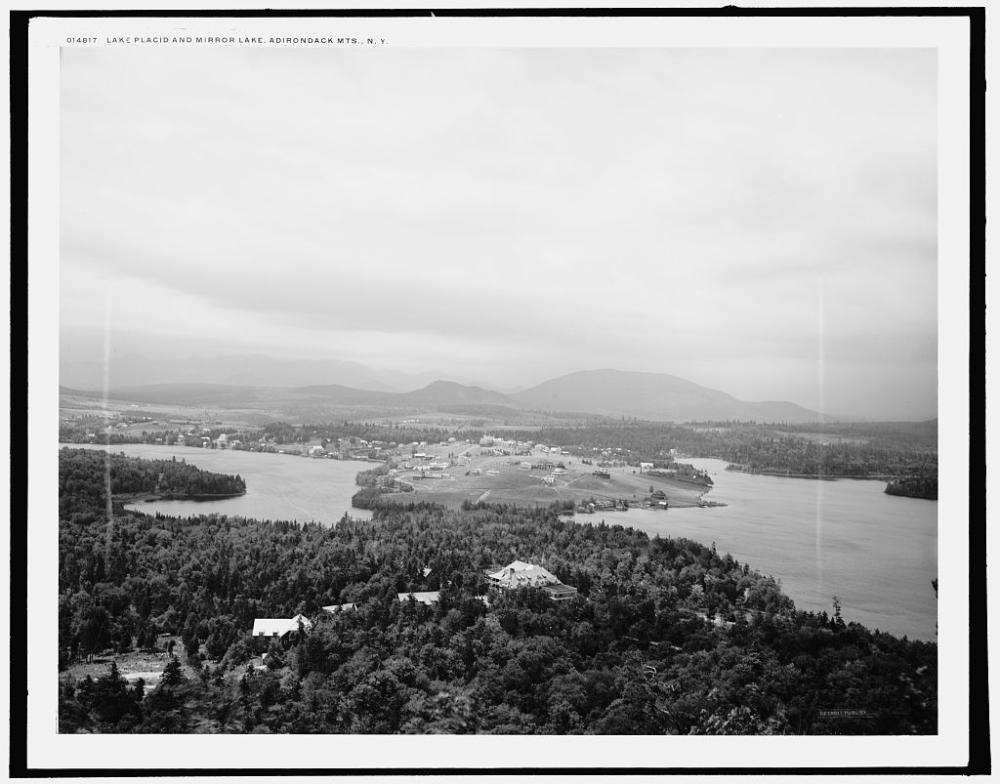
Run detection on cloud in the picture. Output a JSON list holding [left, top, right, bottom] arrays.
[[60, 46, 938, 417]]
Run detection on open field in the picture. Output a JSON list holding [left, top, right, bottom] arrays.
[[380, 440, 709, 510], [61, 639, 203, 685], [60, 392, 269, 429]]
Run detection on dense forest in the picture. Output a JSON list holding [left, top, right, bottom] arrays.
[[723, 437, 936, 479], [59, 447, 245, 519], [58, 449, 936, 735], [768, 420, 938, 452]]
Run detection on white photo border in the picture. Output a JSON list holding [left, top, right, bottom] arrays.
[[16, 7, 981, 774]]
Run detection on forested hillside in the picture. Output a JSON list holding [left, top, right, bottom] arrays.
[[58, 450, 936, 735], [59, 447, 245, 519]]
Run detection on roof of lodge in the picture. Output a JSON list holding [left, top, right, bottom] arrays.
[[488, 560, 561, 589]]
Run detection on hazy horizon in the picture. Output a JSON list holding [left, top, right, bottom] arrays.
[[61, 47, 938, 420]]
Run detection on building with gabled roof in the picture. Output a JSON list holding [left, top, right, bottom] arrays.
[[486, 560, 578, 602], [251, 613, 313, 648]]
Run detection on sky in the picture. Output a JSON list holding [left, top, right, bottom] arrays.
[[60, 46, 938, 419]]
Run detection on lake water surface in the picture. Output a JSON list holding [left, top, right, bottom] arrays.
[[65, 443, 373, 523], [65, 446, 936, 640], [578, 458, 937, 641]]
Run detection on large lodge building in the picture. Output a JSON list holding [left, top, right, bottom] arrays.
[[486, 560, 578, 602]]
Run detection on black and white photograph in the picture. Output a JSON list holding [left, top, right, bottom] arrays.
[[12, 5, 985, 775]]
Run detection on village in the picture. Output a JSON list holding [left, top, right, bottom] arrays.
[[59, 398, 718, 511], [362, 434, 715, 512]]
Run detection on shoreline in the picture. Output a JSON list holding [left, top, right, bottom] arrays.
[[724, 464, 895, 481], [117, 490, 247, 504]]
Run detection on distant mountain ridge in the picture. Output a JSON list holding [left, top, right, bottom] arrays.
[[71, 368, 826, 423], [513, 369, 823, 423], [59, 353, 472, 393], [398, 380, 517, 408]]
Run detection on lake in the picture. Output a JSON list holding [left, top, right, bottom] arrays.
[[64, 443, 374, 523], [575, 458, 937, 641], [63, 446, 936, 640]]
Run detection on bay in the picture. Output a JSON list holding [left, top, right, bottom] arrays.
[[575, 457, 937, 641], [63, 443, 374, 523]]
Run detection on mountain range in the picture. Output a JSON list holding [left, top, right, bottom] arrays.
[[63, 368, 826, 424], [510, 370, 822, 423], [59, 353, 475, 394]]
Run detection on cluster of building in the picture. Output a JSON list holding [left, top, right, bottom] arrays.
[[319, 590, 470, 615], [401, 453, 452, 472], [646, 489, 670, 509], [475, 436, 572, 458], [195, 434, 392, 462], [251, 561, 578, 650], [576, 498, 630, 514]]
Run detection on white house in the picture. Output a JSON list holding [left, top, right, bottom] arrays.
[[251, 613, 313, 646], [397, 591, 441, 606]]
